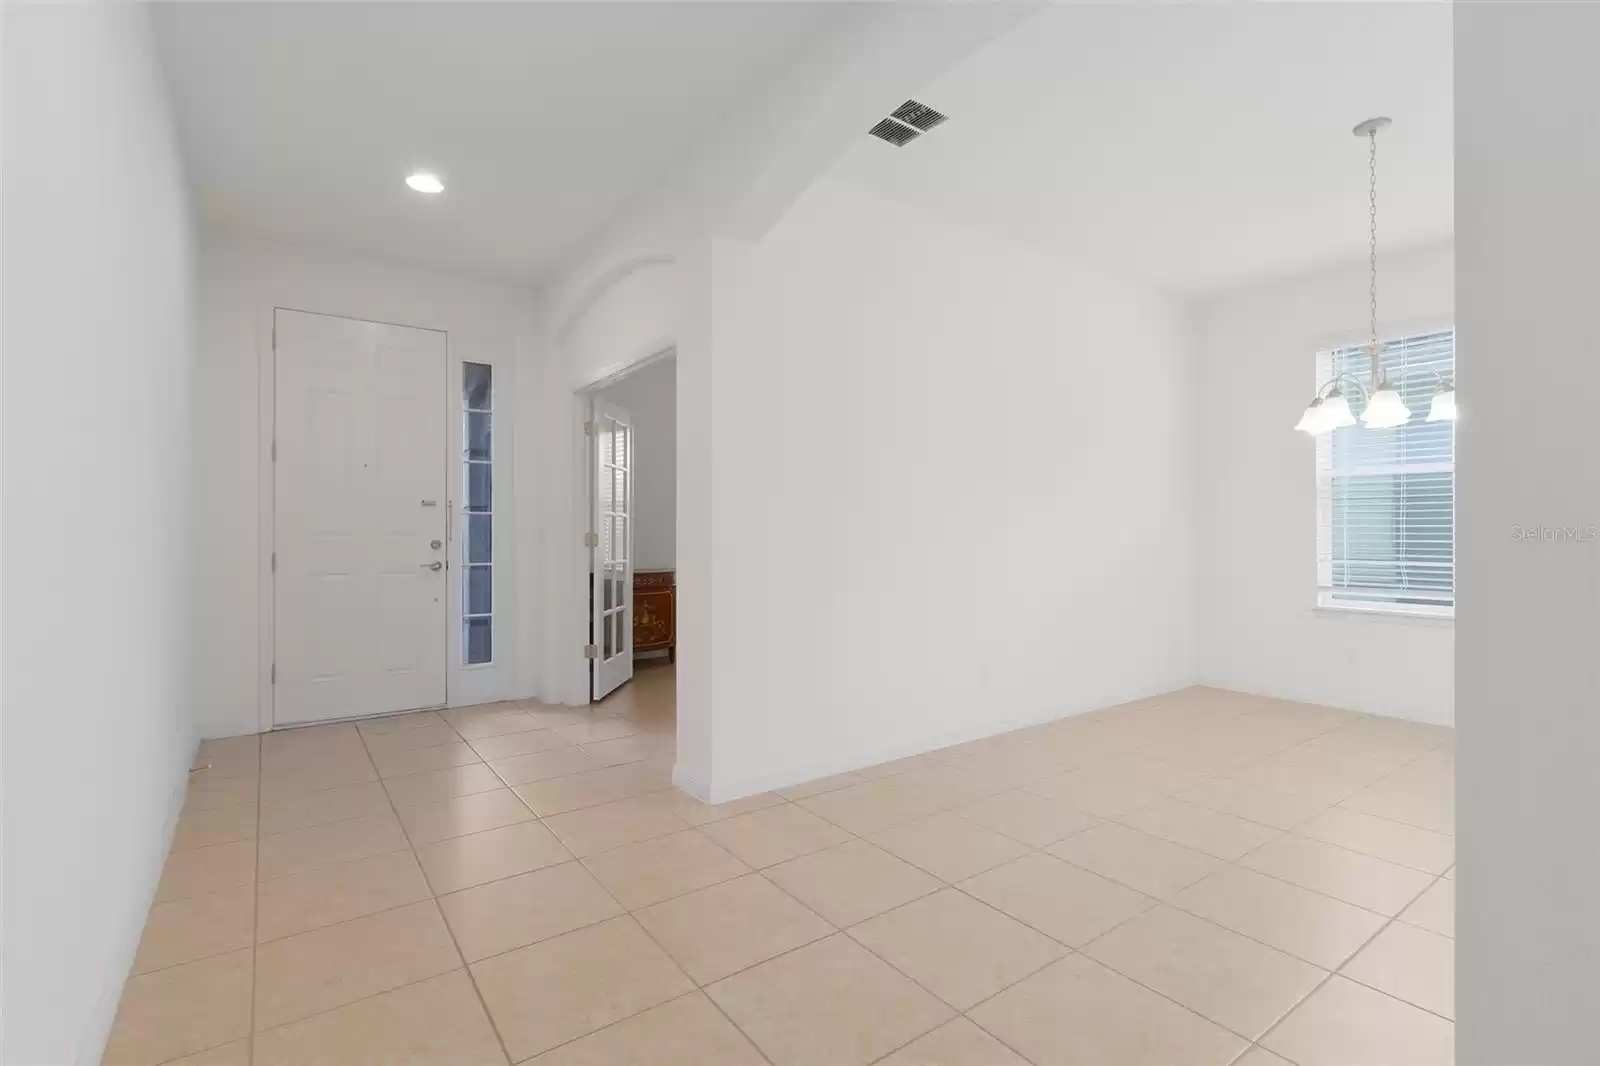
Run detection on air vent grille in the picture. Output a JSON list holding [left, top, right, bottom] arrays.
[[891, 100, 948, 132], [867, 99, 949, 147], [868, 118, 920, 147]]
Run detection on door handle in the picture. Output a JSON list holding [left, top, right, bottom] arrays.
[[422, 561, 443, 572]]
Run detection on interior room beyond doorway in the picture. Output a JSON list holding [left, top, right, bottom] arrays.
[[590, 353, 677, 712]]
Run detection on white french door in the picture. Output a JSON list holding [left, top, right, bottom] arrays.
[[273, 309, 449, 725], [590, 398, 634, 700]]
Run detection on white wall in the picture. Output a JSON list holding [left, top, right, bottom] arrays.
[[1195, 244, 1456, 725], [700, 178, 1197, 800], [1456, 5, 1600, 1061], [193, 233, 539, 738], [597, 357, 677, 571], [0, 5, 197, 1061], [528, 202, 705, 773]]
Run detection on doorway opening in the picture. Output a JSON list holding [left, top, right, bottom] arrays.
[[582, 352, 677, 735]]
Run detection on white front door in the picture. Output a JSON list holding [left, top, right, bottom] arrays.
[[274, 308, 449, 725], [590, 398, 634, 700]]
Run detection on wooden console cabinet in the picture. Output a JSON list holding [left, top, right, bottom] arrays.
[[633, 569, 675, 661]]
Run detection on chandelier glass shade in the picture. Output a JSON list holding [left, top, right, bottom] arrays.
[[1361, 380, 1412, 429]]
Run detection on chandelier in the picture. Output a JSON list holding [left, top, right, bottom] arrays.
[[1295, 118, 1456, 434]]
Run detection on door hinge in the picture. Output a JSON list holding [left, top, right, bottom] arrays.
[[584, 420, 598, 437], [584, 532, 598, 548], [271, 552, 276, 573], [271, 439, 277, 462], [271, 663, 276, 684], [583, 644, 598, 660]]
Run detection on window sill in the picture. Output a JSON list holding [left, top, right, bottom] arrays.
[[1314, 603, 1454, 624]]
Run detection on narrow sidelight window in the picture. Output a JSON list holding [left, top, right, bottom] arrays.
[[462, 362, 493, 663]]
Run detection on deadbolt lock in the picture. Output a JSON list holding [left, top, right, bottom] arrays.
[[430, 539, 442, 550]]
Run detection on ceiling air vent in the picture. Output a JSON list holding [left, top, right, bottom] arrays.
[[891, 99, 948, 132], [868, 117, 920, 147], [867, 100, 949, 147]]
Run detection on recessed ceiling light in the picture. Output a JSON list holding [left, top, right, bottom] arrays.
[[405, 171, 444, 194]]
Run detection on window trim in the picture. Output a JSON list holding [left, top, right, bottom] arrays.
[[1314, 596, 1455, 622]]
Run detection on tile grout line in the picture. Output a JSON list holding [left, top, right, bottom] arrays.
[[796, 757, 1451, 1059], [180, 696, 1448, 1065], [248, 734, 263, 1066], [460, 700, 783, 1066], [361, 705, 524, 1066], [1242, 865, 1456, 1059], [186, 741, 1446, 980]]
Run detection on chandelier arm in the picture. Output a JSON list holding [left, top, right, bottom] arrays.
[[1315, 373, 1370, 405]]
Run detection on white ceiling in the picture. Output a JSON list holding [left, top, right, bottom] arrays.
[[830, 3, 1454, 296], [151, 1, 853, 284]]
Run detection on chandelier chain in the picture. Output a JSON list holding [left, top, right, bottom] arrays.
[[1368, 128, 1379, 353]]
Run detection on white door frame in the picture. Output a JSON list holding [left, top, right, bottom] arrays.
[[573, 346, 674, 704], [256, 305, 519, 731]]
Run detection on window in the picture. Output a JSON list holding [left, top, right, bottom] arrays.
[[1316, 329, 1455, 615], [462, 363, 493, 663]]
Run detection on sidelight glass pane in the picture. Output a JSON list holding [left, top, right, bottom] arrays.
[[466, 564, 492, 615], [466, 412, 491, 460], [466, 462, 491, 512], [464, 363, 492, 410], [465, 617, 492, 665], [467, 514, 492, 563]]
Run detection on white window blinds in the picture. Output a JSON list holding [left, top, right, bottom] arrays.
[[1315, 329, 1455, 612]]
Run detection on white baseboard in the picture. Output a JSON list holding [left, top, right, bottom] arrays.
[[700, 677, 1197, 805], [1196, 672, 1454, 728], [671, 763, 712, 803]]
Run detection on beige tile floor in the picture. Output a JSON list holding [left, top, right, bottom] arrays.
[[107, 667, 1455, 1065]]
